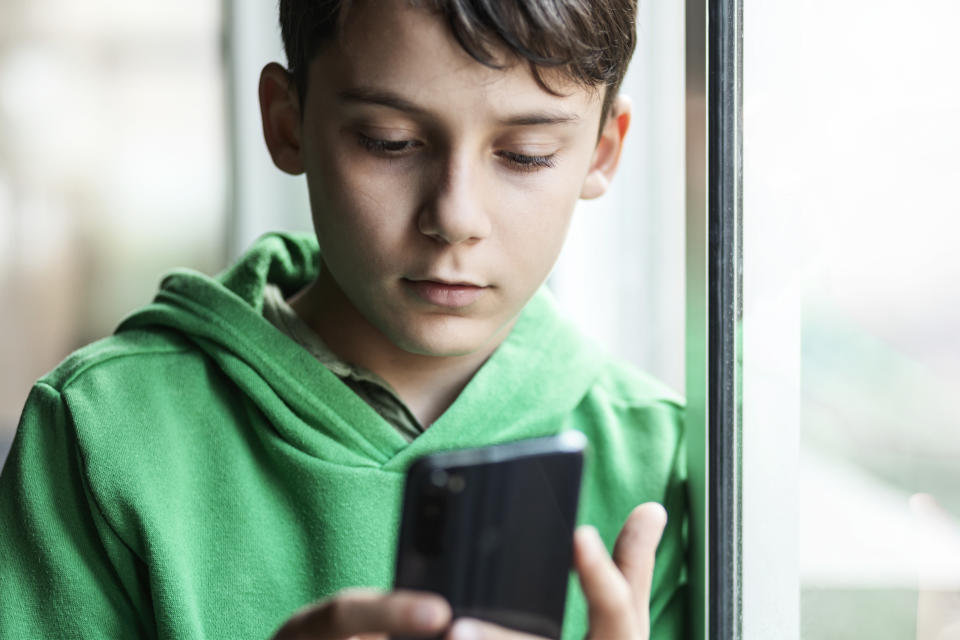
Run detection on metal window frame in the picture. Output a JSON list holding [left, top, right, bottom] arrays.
[[686, 0, 743, 639]]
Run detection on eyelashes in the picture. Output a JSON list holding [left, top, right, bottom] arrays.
[[356, 134, 423, 154], [496, 150, 557, 171], [355, 133, 557, 172]]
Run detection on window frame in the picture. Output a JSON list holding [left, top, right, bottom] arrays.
[[685, 0, 743, 639]]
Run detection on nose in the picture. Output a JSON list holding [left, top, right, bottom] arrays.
[[417, 153, 492, 245]]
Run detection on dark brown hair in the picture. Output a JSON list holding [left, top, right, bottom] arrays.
[[279, 0, 637, 120]]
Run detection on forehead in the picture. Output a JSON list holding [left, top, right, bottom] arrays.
[[310, 0, 603, 125]]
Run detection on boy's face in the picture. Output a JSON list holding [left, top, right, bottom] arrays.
[[262, 0, 629, 358]]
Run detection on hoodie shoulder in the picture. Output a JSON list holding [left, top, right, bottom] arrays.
[[589, 354, 684, 413], [40, 329, 196, 393]]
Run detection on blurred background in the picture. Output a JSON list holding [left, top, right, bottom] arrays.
[[743, 1, 960, 638]]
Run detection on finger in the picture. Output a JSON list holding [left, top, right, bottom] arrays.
[[612, 502, 668, 618], [574, 525, 637, 639], [275, 588, 451, 640], [445, 617, 548, 640]]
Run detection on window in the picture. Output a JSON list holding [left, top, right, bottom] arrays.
[[732, 0, 960, 640]]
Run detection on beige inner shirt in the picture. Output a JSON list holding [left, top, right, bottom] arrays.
[[262, 283, 424, 441]]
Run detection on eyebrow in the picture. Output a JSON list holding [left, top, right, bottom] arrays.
[[338, 87, 581, 127]]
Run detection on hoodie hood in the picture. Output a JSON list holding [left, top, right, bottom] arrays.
[[117, 232, 606, 469]]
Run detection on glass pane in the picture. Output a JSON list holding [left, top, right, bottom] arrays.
[[0, 1, 227, 464], [743, 1, 960, 638]]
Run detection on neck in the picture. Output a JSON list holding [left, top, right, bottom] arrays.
[[290, 268, 508, 427]]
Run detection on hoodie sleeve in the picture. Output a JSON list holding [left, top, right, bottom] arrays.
[[0, 383, 150, 639]]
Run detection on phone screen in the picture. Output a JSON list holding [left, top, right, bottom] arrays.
[[394, 433, 585, 639]]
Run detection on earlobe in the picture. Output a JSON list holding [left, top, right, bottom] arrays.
[[259, 62, 305, 176], [580, 95, 632, 200], [580, 173, 610, 200]]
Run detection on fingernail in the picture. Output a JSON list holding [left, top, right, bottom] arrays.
[[576, 524, 598, 540], [449, 619, 481, 640], [576, 525, 602, 552], [412, 601, 445, 628]]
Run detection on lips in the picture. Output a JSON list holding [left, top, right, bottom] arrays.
[[403, 277, 488, 308]]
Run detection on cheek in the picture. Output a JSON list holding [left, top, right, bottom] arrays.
[[497, 184, 578, 279], [506, 145, 596, 269], [307, 155, 419, 255]]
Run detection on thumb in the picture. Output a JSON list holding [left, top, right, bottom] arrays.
[[612, 502, 668, 621]]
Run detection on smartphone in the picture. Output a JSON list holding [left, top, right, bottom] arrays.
[[393, 431, 587, 640]]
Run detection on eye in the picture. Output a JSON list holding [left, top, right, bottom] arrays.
[[497, 150, 557, 173], [356, 132, 422, 155]]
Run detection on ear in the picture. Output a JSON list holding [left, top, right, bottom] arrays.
[[580, 94, 632, 200], [259, 62, 305, 175]]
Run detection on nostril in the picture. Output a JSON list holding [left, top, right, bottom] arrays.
[[416, 205, 490, 245]]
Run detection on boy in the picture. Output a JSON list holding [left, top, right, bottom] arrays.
[[0, 1, 686, 638]]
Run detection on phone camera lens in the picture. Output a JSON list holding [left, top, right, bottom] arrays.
[[429, 469, 448, 488], [447, 474, 465, 493]]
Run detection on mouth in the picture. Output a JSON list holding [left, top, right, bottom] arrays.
[[403, 277, 489, 308]]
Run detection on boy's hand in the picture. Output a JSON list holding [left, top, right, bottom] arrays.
[[270, 588, 452, 639], [443, 502, 668, 640], [576, 502, 667, 639], [271, 503, 666, 640]]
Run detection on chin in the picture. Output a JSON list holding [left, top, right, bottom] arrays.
[[388, 315, 502, 359]]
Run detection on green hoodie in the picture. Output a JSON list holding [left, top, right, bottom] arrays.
[[0, 232, 686, 639]]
